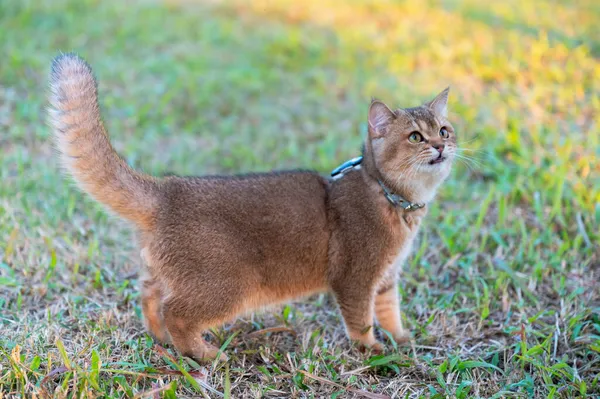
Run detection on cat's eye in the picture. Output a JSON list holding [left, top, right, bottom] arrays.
[[408, 132, 423, 143], [439, 127, 449, 138]]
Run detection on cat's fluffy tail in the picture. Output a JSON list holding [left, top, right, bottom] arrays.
[[48, 53, 159, 229]]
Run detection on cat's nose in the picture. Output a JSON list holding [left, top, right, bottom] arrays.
[[432, 143, 445, 153]]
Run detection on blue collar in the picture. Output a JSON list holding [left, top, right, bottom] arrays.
[[330, 156, 363, 177], [330, 156, 425, 211]]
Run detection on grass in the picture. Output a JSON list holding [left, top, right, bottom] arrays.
[[0, 0, 599, 397]]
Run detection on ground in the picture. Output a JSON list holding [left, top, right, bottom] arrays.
[[1, 0, 599, 398]]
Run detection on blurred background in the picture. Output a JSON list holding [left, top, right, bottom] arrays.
[[2, 1, 599, 189], [1, 0, 599, 397]]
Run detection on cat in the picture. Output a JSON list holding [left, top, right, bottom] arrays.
[[48, 53, 456, 361]]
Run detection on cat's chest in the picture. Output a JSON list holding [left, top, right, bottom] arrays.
[[389, 232, 417, 271], [381, 210, 424, 276], [375, 235, 417, 290]]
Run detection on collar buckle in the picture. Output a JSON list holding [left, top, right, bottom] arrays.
[[405, 202, 425, 211], [378, 179, 424, 211]]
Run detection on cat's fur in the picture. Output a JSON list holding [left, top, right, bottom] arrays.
[[48, 53, 456, 360]]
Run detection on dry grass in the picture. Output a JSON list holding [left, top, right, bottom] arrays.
[[1, 0, 599, 397]]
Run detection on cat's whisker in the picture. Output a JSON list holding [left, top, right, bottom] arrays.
[[394, 158, 419, 186], [455, 158, 477, 172], [450, 146, 487, 158], [452, 149, 486, 161], [404, 157, 424, 182], [451, 153, 485, 170], [449, 150, 488, 158], [455, 147, 486, 154], [392, 155, 420, 179], [454, 149, 490, 160], [457, 134, 482, 145], [452, 150, 485, 159]]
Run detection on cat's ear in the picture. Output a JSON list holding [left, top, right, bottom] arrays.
[[427, 87, 450, 118], [368, 100, 395, 138]]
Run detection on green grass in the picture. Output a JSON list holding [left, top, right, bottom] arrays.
[[1, 0, 599, 397]]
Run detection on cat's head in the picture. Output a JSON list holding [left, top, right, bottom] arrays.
[[367, 88, 456, 202]]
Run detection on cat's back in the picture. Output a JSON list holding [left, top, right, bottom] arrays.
[[154, 171, 329, 255], [157, 170, 327, 223]]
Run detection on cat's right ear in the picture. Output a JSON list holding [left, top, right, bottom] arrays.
[[368, 100, 395, 139]]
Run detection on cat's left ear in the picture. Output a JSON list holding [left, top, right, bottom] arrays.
[[368, 100, 396, 138], [427, 87, 450, 118]]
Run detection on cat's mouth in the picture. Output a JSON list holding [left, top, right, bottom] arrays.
[[429, 155, 446, 165]]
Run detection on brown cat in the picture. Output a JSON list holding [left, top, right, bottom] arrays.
[[48, 53, 456, 361]]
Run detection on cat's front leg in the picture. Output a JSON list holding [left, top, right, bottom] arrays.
[[375, 283, 410, 344], [332, 285, 383, 352]]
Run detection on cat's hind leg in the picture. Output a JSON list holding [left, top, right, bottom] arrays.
[[141, 277, 168, 343], [162, 297, 227, 362], [140, 249, 168, 343]]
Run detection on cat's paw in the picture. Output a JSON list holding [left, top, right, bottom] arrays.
[[185, 344, 229, 363], [391, 330, 411, 345], [357, 341, 384, 354]]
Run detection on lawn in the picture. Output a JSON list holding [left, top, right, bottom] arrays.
[[1, 0, 599, 397]]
